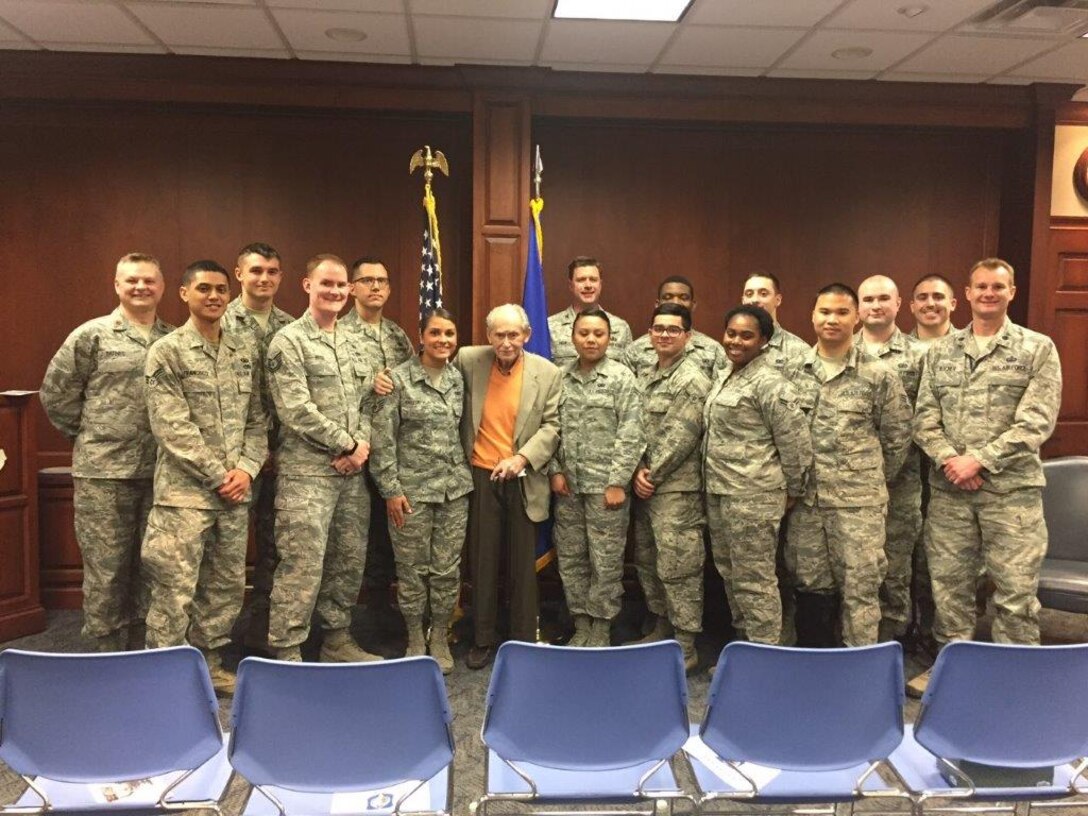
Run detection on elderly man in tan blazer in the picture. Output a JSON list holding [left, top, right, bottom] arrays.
[[457, 303, 562, 669]]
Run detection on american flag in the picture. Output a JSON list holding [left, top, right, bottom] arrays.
[[419, 214, 443, 324]]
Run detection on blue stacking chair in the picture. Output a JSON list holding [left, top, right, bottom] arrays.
[[687, 641, 912, 814], [228, 656, 454, 816], [888, 642, 1088, 815], [475, 641, 694, 816], [0, 647, 231, 814]]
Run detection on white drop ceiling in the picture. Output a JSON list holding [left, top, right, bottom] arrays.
[[0, 0, 1086, 86]]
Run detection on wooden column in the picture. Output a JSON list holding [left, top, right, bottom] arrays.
[[471, 93, 531, 343], [0, 393, 47, 641]]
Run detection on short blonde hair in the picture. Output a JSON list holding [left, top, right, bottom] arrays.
[[305, 253, 347, 277], [968, 257, 1014, 285]]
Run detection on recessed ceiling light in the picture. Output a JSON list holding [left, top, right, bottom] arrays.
[[325, 27, 367, 42], [896, 4, 929, 19], [832, 46, 874, 60], [1081, 29, 1088, 37], [553, 0, 693, 22]]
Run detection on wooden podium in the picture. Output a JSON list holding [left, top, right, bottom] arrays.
[[0, 392, 47, 642]]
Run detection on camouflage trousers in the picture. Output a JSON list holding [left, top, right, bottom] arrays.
[[786, 502, 888, 647], [553, 493, 630, 620], [632, 492, 705, 633], [390, 495, 468, 620], [879, 469, 923, 637], [269, 474, 368, 649], [73, 478, 153, 640], [142, 503, 249, 650], [707, 490, 786, 645], [925, 487, 1047, 646], [245, 467, 278, 616]]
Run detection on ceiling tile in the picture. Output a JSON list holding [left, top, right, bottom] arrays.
[[298, 50, 411, 62], [826, 0, 993, 33], [411, 0, 551, 19], [660, 25, 803, 68], [272, 9, 409, 54], [0, 0, 153, 45], [0, 40, 41, 50], [414, 16, 540, 61], [780, 29, 932, 70], [767, 67, 878, 79], [686, 0, 841, 28], [266, 0, 399, 9], [1005, 40, 1088, 82], [128, 4, 281, 48], [43, 41, 167, 53], [541, 19, 672, 64], [988, 75, 1035, 84], [654, 63, 763, 75], [879, 70, 989, 83], [894, 34, 1057, 76], [170, 46, 289, 57]]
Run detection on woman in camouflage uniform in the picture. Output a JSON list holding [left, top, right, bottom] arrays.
[[550, 308, 644, 647], [370, 308, 471, 674], [703, 305, 812, 645]]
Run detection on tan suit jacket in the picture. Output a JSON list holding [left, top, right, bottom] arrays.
[[456, 346, 562, 522]]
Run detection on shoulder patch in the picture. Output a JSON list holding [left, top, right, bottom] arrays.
[[146, 366, 166, 388], [266, 351, 283, 373]]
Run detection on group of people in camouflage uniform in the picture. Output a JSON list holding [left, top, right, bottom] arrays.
[[40, 246, 1061, 695]]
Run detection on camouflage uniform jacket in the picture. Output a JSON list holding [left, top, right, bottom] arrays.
[[340, 309, 415, 421], [548, 306, 633, 369], [624, 329, 726, 381], [785, 343, 912, 508], [339, 309, 415, 372], [40, 307, 174, 479], [913, 319, 1062, 494], [703, 352, 812, 498], [221, 298, 294, 451], [550, 357, 645, 493], [144, 322, 268, 509], [267, 311, 373, 476], [764, 322, 811, 373], [865, 327, 925, 485], [370, 357, 472, 503], [639, 352, 712, 493]]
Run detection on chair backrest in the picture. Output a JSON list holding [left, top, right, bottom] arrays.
[[700, 641, 904, 771], [915, 641, 1088, 768], [481, 641, 689, 771], [1042, 457, 1088, 561], [0, 647, 222, 782], [229, 656, 453, 792]]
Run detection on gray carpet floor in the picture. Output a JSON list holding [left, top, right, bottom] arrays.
[[2, 602, 1087, 816]]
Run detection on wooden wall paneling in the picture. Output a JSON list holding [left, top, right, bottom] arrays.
[[1028, 86, 1068, 331], [999, 127, 1040, 328], [532, 119, 1009, 343], [4, 53, 1073, 131], [0, 103, 472, 470], [38, 468, 81, 609], [472, 94, 531, 343], [1041, 223, 1088, 457], [0, 394, 47, 641]]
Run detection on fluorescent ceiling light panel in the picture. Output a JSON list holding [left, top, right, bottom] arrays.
[[553, 0, 691, 22]]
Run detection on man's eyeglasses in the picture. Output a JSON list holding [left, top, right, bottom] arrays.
[[649, 325, 685, 338], [353, 277, 389, 289]]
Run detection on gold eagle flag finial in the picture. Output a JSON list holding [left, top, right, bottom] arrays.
[[409, 145, 449, 192]]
